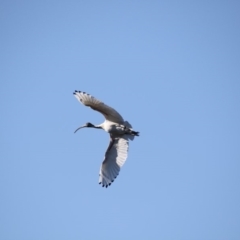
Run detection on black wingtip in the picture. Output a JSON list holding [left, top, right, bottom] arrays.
[[74, 90, 81, 94]]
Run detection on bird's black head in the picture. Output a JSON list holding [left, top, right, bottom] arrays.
[[85, 122, 95, 127]]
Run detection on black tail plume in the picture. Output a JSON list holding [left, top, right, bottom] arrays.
[[130, 130, 140, 136]]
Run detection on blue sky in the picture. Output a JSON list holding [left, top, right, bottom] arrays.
[[1, 1, 240, 239]]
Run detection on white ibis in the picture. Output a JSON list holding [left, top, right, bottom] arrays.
[[73, 90, 139, 188]]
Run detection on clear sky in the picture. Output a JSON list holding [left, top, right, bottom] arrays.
[[1, 1, 240, 239]]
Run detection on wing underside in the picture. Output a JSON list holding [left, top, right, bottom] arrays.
[[99, 135, 130, 187]]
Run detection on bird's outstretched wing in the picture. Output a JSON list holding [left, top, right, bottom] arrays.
[[99, 135, 130, 187], [73, 90, 124, 123]]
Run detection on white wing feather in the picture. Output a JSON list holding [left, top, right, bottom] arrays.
[[99, 135, 130, 187], [73, 91, 124, 123]]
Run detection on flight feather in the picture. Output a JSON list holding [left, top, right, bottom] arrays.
[[99, 135, 129, 187], [74, 91, 124, 123]]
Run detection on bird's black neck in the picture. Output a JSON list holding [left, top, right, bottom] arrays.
[[92, 125, 102, 129]]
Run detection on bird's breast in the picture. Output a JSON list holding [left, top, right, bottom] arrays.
[[103, 122, 124, 134]]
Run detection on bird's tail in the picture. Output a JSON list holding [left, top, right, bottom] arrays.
[[130, 130, 139, 136], [124, 129, 139, 141], [124, 121, 139, 140]]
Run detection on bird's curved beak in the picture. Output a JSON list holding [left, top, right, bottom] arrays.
[[74, 125, 86, 133]]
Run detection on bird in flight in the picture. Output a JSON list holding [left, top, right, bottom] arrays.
[[73, 90, 139, 188]]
